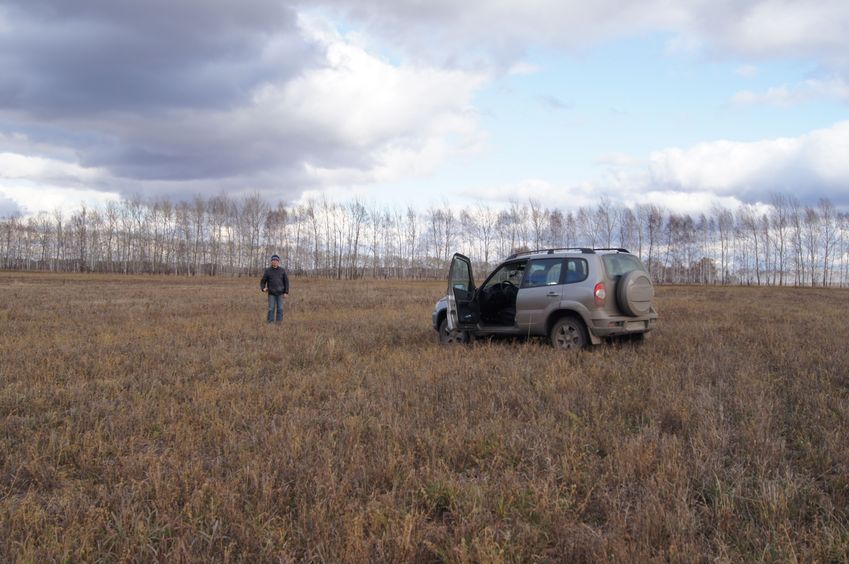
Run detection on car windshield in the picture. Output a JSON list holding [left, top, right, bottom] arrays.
[[602, 254, 645, 277]]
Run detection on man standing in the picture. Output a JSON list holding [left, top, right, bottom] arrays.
[[260, 254, 289, 324]]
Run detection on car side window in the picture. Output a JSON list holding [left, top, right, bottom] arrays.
[[483, 262, 526, 289], [522, 258, 563, 288], [562, 258, 588, 284], [450, 258, 472, 293]]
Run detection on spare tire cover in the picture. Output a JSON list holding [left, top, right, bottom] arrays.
[[616, 270, 654, 317]]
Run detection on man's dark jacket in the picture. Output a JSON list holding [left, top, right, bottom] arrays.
[[260, 266, 289, 296]]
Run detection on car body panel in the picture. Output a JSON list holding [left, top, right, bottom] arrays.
[[515, 284, 562, 333], [515, 257, 565, 333]]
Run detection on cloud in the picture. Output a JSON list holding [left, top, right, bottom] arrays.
[[0, 184, 120, 215], [538, 95, 571, 111], [735, 64, 758, 78], [0, 0, 313, 115], [0, 149, 121, 213], [0, 2, 488, 207], [0, 192, 22, 217], [646, 121, 849, 205], [310, 0, 688, 65], [507, 62, 541, 76], [664, 33, 703, 57], [634, 191, 749, 216], [312, 1, 849, 73], [595, 152, 641, 168], [275, 18, 485, 163], [0, 0, 318, 197], [3, 1, 849, 215], [460, 178, 603, 211], [732, 77, 849, 107], [467, 120, 849, 214], [458, 177, 753, 217], [0, 152, 104, 185], [704, 0, 849, 67]]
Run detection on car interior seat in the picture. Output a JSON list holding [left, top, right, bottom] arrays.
[[528, 270, 548, 287]]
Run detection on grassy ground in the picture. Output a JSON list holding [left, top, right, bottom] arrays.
[[1, 272, 848, 562]]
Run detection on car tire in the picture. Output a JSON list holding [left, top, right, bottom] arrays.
[[550, 316, 589, 351], [438, 317, 468, 344], [616, 270, 654, 317]]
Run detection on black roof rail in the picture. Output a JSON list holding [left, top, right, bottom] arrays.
[[593, 247, 630, 253], [507, 247, 595, 260]]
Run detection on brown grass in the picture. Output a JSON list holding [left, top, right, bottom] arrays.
[[1, 272, 848, 562]]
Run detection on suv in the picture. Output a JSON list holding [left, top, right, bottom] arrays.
[[431, 248, 657, 350]]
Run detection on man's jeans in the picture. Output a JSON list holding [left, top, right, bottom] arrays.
[[267, 293, 284, 323]]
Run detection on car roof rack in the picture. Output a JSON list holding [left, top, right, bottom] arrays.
[[507, 247, 595, 260], [593, 247, 630, 253]]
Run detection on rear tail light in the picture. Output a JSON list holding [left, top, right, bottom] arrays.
[[594, 282, 606, 306]]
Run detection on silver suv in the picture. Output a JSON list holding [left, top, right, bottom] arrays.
[[431, 248, 657, 350]]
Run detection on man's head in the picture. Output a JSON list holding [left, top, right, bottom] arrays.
[[271, 254, 280, 266]]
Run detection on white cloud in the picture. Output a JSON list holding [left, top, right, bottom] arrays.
[[460, 178, 600, 210], [463, 120, 849, 214], [646, 120, 849, 204], [0, 193, 21, 217], [285, 116, 849, 217], [635, 191, 748, 216], [0, 152, 104, 184], [735, 64, 758, 78], [311, 0, 690, 64], [313, 1, 849, 73], [720, 0, 849, 64], [268, 17, 488, 186], [732, 77, 849, 107], [457, 178, 754, 217], [0, 150, 122, 214], [0, 184, 120, 215], [595, 152, 641, 168], [507, 62, 541, 75], [664, 33, 703, 57]]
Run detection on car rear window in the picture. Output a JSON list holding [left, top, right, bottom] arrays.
[[602, 254, 646, 277]]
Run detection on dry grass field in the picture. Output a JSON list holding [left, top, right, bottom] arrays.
[[1, 271, 848, 562]]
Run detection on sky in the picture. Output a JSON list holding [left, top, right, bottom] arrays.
[[1, 0, 848, 218]]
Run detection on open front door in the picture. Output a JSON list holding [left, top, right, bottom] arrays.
[[447, 253, 479, 331]]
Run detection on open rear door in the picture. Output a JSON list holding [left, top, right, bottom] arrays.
[[447, 253, 479, 331]]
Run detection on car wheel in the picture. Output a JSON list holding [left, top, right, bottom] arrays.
[[616, 270, 654, 317], [550, 316, 589, 351], [438, 317, 468, 344]]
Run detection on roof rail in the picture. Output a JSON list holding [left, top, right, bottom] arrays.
[[507, 247, 594, 260], [593, 247, 630, 253]]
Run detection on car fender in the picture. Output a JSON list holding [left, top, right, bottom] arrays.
[[432, 296, 449, 331], [549, 301, 602, 345]]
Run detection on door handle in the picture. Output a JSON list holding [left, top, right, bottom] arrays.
[[547, 292, 559, 297]]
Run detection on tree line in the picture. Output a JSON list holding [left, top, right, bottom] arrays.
[[1, 193, 847, 287]]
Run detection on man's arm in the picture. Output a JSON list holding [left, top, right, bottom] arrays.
[[282, 270, 290, 295], [260, 269, 268, 291]]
